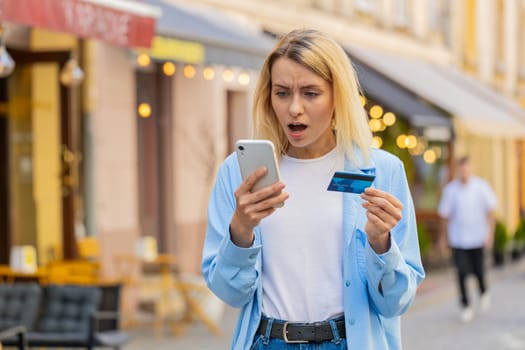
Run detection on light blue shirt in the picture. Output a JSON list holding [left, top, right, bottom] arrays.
[[202, 147, 425, 350]]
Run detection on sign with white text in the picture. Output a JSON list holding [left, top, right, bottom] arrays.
[[0, 0, 157, 48]]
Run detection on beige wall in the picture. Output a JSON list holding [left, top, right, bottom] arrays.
[[181, 0, 452, 65], [89, 42, 140, 277], [454, 121, 520, 233], [476, 0, 496, 83], [171, 66, 256, 273]]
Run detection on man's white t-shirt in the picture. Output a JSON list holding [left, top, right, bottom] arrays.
[[438, 176, 497, 249], [259, 148, 345, 322]]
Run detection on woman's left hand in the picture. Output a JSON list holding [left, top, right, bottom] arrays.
[[361, 187, 403, 254]]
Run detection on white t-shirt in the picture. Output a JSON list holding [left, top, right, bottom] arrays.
[[438, 176, 497, 249], [260, 148, 345, 322]]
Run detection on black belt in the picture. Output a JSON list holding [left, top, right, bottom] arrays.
[[256, 316, 346, 344]]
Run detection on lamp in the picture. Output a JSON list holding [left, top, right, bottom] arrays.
[[0, 25, 15, 78], [10, 245, 37, 273], [60, 53, 84, 87], [135, 236, 158, 261]]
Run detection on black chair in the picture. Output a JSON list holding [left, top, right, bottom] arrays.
[[91, 283, 129, 350], [0, 283, 129, 350], [27, 284, 103, 348], [0, 325, 27, 350], [0, 283, 42, 330]]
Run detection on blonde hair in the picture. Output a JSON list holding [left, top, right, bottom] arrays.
[[252, 29, 372, 165]]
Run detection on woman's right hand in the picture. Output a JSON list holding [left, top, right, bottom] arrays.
[[230, 167, 288, 247]]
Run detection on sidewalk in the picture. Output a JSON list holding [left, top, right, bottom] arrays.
[[124, 258, 525, 350], [403, 257, 525, 350], [124, 302, 237, 349]]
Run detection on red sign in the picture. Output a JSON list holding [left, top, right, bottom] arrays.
[[0, 0, 157, 48]]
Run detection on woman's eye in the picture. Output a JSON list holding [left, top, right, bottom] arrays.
[[275, 91, 289, 97], [304, 91, 319, 97]]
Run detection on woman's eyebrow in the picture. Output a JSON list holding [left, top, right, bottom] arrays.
[[271, 83, 322, 89], [300, 84, 322, 89]]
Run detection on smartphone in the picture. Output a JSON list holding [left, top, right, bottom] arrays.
[[327, 171, 375, 194], [235, 139, 283, 207]]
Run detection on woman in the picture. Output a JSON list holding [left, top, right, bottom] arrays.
[[202, 29, 424, 350]]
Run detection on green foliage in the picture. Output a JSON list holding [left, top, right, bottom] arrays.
[[514, 219, 525, 243], [417, 223, 431, 257], [513, 219, 525, 250], [375, 116, 415, 185], [494, 220, 509, 254]]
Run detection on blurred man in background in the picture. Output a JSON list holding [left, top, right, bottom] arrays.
[[438, 156, 497, 323]]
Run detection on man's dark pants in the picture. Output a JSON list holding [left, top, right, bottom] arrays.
[[452, 247, 486, 307]]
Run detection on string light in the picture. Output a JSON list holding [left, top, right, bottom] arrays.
[[183, 65, 196, 79], [138, 103, 152, 118], [136, 53, 151, 68], [406, 135, 418, 149], [369, 119, 382, 132], [369, 105, 384, 119], [238, 72, 250, 85], [359, 95, 367, 107], [423, 149, 437, 163], [396, 134, 407, 148], [223, 69, 234, 82], [162, 62, 176, 76], [203, 67, 215, 80], [372, 136, 383, 148], [383, 112, 396, 126]]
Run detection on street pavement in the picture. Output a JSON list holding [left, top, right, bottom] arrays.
[[403, 257, 525, 350], [124, 257, 525, 350]]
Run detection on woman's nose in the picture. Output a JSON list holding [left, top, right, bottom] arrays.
[[289, 94, 304, 117]]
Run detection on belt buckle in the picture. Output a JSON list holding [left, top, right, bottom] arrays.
[[282, 322, 308, 344]]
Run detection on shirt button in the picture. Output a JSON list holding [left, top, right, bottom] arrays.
[[249, 253, 257, 259], [345, 280, 351, 287], [375, 262, 382, 270], [348, 318, 356, 326]]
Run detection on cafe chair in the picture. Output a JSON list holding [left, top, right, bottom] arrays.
[[45, 260, 100, 285], [0, 325, 27, 350], [174, 273, 225, 336], [77, 237, 101, 262]]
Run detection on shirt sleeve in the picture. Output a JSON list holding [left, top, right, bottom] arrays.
[[201, 161, 261, 308], [364, 159, 425, 318], [437, 184, 452, 219], [482, 180, 497, 211]]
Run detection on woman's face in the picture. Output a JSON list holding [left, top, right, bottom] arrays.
[[270, 57, 335, 159]]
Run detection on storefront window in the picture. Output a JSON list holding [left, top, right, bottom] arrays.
[[356, 0, 378, 14], [393, 0, 411, 28], [428, 0, 452, 47], [518, 2, 525, 99]]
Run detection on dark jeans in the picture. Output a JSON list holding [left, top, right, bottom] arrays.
[[452, 247, 487, 307]]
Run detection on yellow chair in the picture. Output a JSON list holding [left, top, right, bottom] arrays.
[[173, 274, 224, 336], [46, 260, 100, 285], [77, 237, 101, 261]]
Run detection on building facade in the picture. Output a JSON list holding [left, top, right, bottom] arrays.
[[0, 0, 160, 269], [2, 0, 524, 280], [176, 0, 525, 242]]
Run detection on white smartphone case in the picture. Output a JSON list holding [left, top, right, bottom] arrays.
[[235, 139, 281, 192]]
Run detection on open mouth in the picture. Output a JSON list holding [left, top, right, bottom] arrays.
[[288, 123, 307, 132]]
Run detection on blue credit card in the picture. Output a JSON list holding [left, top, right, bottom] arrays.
[[327, 171, 375, 194]]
